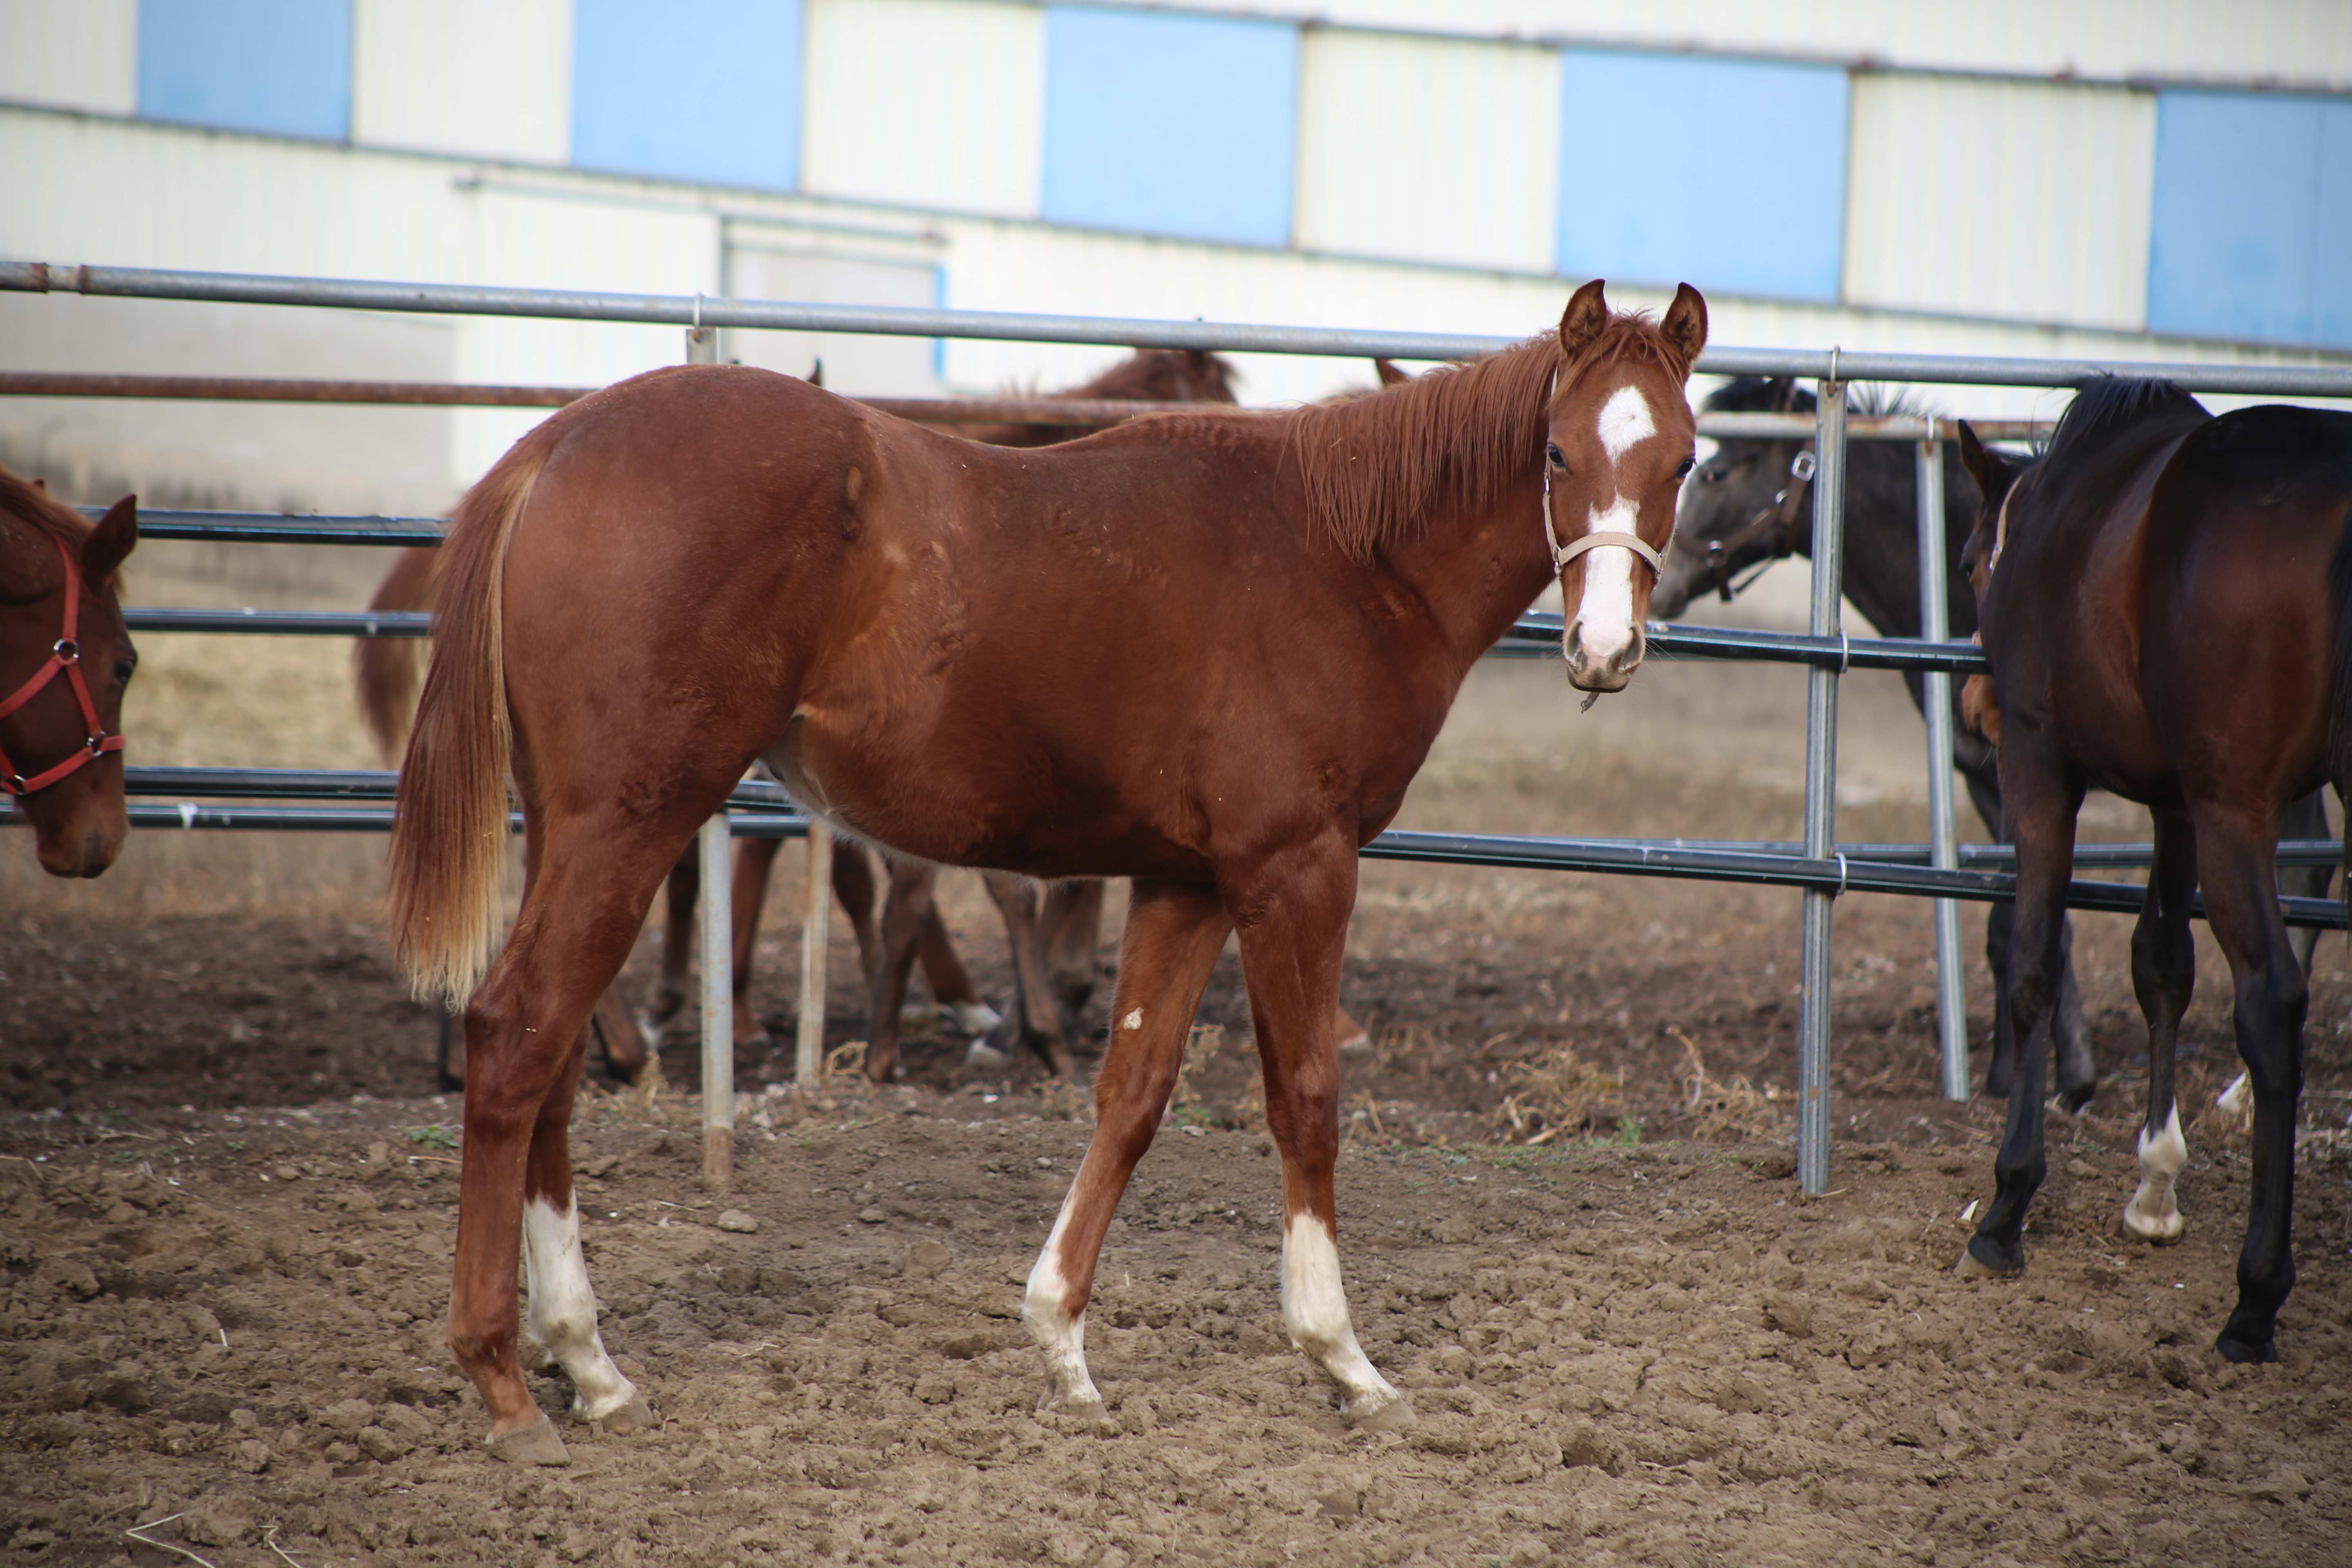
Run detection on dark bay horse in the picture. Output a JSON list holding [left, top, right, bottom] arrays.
[[1953, 379, 2352, 1365], [388, 280, 1707, 1461], [1, 465, 138, 877], [1656, 377, 2333, 1111]]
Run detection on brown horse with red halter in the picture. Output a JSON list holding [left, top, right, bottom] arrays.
[[388, 280, 1705, 1461], [1953, 380, 2352, 1365], [0, 465, 138, 878]]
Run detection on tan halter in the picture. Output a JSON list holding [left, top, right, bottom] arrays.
[[1541, 370, 1664, 579]]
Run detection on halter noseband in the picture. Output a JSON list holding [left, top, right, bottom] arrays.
[[0, 537, 125, 797]]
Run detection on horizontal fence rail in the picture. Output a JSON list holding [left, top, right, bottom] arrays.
[[15, 370, 2053, 441], [14, 262, 2352, 394]]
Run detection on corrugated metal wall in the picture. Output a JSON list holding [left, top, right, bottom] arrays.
[[1846, 74, 2156, 332], [0, 0, 135, 115], [1294, 29, 1559, 274], [801, 0, 1042, 218], [351, 0, 573, 165]]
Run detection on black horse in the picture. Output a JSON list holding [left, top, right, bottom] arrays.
[[1655, 377, 2330, 1109]]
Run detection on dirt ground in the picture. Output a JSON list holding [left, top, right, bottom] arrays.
[[9, 638, 2352, 1563]]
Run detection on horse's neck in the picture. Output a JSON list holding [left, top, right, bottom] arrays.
[[1379, 474, 1555, 671], [1804, 444, 1977, 641]]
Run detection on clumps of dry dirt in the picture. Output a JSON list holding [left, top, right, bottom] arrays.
[[8, 1091, 2352, 1566]]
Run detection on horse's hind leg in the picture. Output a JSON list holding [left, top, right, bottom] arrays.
[[2194, 813, 2305, 1364], [727, 835, 784, 1046], [1025, 880, 1230, 1419], [984, 871, 1084, 1082], [1042, 878, 1107, 1018], [449, 817, 690, 1461], [647, 849, 698, 1029], [2123, 809, 2196, 1243], [915, 895, 994, 1033], [1231, 837, 1405, 1423], [2212, 789, 2336, 1125], [1962, 761, 2081, 1278], [863, 860, 938, 1083], [521, 1021, 653, 1436], [829, 838, 883, 987]]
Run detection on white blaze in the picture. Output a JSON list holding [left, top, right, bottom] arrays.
[[1596, 383, 1656, 459], [1571, 497, 1642, 665], [1281, 1212, 1402, 1418], [521, 1195, 641, 1421]]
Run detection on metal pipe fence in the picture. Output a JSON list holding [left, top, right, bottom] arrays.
[[13, 260, 2352, 1193]]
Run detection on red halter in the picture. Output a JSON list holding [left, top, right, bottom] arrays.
[[0, 537, 125, 796]]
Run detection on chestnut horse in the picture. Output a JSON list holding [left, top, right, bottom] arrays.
[[1953, 380, 2352, 1365], [1, 465, 138, 877], [388, 280, 1706, 1461]]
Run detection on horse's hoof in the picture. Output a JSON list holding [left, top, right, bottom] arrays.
[[1955, 1234, 2024, 1280], [487, 1417, 571, 1466], [946, 1000, 1002, 1036], [1036, 1392, 1116, 1434], [964, 1040, 1012, 1070], [1343, 1394, 1414, 1431], [2119, 1203, 2185, 1245], [590, 1392, 657, 1435], [2215, 1315, 2279, 1365], [2054, 1081, 2096, 1116]]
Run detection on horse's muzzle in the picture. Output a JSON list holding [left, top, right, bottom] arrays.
[[1562, 621, 1644, 692]]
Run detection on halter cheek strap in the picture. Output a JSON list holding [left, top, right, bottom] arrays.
[[0, 537, 125, 797], [1541, 457, 1665, 578]]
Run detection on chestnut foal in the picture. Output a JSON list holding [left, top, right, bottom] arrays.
[[1, 466, 138, 878], [389, 281, 1704, 1461]]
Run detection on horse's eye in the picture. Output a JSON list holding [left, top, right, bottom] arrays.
[[1674, 455, 1695, 480], [1545, 443, 1565, 469], [114, 660, 136, 684]]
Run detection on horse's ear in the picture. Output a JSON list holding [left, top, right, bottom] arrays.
[[1956, 421, 2006, 502], [1374, 359, 1408, 388], [82, 495, 137, 580], [806, 359, 824, 388], [1661, 284, 1708, 369], [31, 477, 45, 491], [1558, 280, 1610, 360]]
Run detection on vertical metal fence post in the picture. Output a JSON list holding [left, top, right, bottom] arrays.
[[686, 321, 735, 1185], [1797, 377, 1848, 1196], [1916, 426, 1971, 1101], [797, 822, 833, 1086]]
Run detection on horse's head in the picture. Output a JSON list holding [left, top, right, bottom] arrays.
[[1954, 420, 2027, 602], [1, 486, 138, 878], [1653, 377, 1817, 620], [1546, 280, 1706, 693]]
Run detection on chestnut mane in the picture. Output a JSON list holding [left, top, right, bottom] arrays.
[[0, 465, 96, 548], [1281, 313, 1695, 562]]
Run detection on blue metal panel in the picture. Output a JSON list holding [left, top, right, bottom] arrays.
[[2313, 100, 2352, 349], [2149, 91, 2326, 345], [137, 0, 351, 141], [1041, 6, 1298, 249], [573, 0, 802, 191], [1557, 50, 1847, 303]]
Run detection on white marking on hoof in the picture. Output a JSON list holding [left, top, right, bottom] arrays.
[[1282, 1213, 1404, 1421], [2123, 1107, 2188, 1243], [488, 1416, 570, 1466], [1023, 1204, 1102, 1414], [1596, 383, 1657, 459], [1121, 1008, 1144, 1031], [2215, 1072, 2253, 1133], [964, 1038, 1012, 1069], [946, 999, 1002, 1035], [522, 1195, 641, 1423]]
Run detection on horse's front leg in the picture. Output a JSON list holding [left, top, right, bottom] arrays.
[[1962, 755, 2081, 1278], [983, 871, 1085, 1083], [2123, 808, 2196, 1243], [1024, 880, 1231, 1420], [1230, 836, 1406, 1424]]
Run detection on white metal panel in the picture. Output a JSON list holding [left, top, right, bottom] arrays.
[[0, 0, 135, 115], [802, 0, 1042, 218], [1133, 1, 2352, 94], [1295, 29, 1559, 275], [1845, 74, 2156, 333], [726, 243, 945, 396], [352, 0, 573, 165]]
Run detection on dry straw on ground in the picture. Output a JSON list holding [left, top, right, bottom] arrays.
[[1672, 1026, 1789, 1141], [1495, 1040, 1620, 1145]]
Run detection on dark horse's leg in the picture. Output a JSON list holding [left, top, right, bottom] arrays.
[[2194, 808, 2305, 1364], [864, 860, 939, 1083], [827, 837, 883, 986], [722, 835, 785, 1047], [2122, 808, 2197, 1243], [1963, 755, 2082, 1277], [1041, 879, 1107, 1019], [1025, 880, 1232, 1417], [646, 849, 699, 1030], [1967, 767, 2093, 1105], [2212, 789, 2334, 1130], [983, 871, 1086, 1082]]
